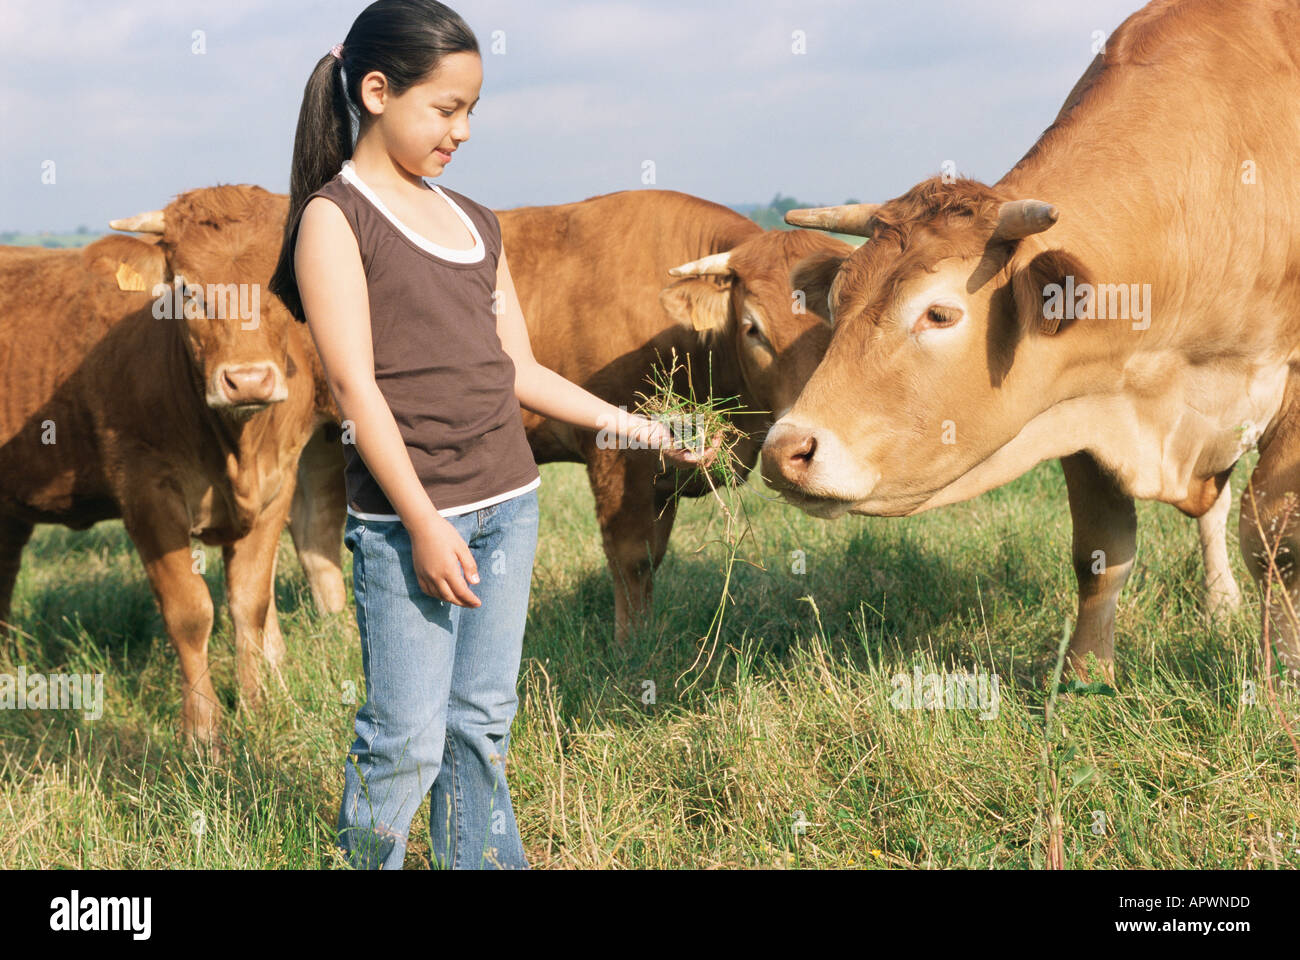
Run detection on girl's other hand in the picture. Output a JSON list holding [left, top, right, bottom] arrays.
[[408, 513, 481, 607]]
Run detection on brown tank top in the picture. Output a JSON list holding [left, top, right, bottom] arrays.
[[297, 161, 540, 517]]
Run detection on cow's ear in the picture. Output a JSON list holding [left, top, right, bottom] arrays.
[[790, 250, 846, 324], [83, 235, 168, 292], [1010, 248, 1091, 336], [659, 277, 732, 335]]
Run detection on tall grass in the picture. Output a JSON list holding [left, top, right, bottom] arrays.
[[2, 454, 1298, 868]]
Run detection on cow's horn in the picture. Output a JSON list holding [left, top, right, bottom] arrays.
[[991, 200, 1058, 242], [668, 251, 733, 277], [109, 210, 166, 234], [784, 203, 881, 237]]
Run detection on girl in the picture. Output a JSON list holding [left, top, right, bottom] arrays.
[[269, 0, 714, 870]]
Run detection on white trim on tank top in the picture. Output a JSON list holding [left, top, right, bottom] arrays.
[[339, 159, 485, 263], [347, 474, 540, 522]]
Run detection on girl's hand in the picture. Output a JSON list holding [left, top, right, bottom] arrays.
[[408, 513, 481, 607], [632, 416, 726, 469]]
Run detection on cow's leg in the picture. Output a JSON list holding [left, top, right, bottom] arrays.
[[585, 449, 679, 645], [289, 423, 347, 615], [1198, 478, 1241, 620], [1061, 452, 1137, 681], [262, 557, 285, 670], [223, 479, 295, 712], [1239, 427, 1300, 682], [123, 505, 220, 750], [0, 514, 35, 634]]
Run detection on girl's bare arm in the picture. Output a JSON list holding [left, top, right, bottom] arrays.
[[493, 247, 712, 464]]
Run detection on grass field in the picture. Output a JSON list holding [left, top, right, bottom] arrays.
[[2, 456, 1298, 869]]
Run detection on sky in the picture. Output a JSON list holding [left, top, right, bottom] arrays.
[[1, 0, 1143, 232]]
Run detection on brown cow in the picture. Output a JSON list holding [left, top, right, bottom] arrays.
[[503, 190, 854, 641], [106, 209, 349, 624], [0, 185, 328, 749], [762, 0, 1292, 678]]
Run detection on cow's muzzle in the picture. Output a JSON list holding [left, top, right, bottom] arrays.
[[209, 362, 288, 411], [760, 418, 876, 517]]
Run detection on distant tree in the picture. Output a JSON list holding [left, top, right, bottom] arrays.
[[770, 192, 802, 216], [736, 192, 870, 232], [76, 224, 89, 234]]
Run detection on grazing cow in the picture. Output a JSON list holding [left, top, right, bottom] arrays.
[[762, 0, 1291, 678], [0, 185, 330, 749], [502, 190, 854, 641]]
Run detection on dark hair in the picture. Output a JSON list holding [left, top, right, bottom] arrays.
[[270, 0, 480, 322]]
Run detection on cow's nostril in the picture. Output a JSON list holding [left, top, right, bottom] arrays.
[[221, 364, 277, 404], [760, 421, 821, 489], [777, 431, 817, 482], [792, 434, 817, 464]]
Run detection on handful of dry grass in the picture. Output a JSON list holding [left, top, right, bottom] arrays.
[[632, 348, 764, 691], [632, 348, 748, 491]]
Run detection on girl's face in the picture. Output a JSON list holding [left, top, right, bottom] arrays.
[[361, 51, 482, 180]]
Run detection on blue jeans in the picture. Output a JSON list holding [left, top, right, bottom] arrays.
[[337, 488, 539, 869]]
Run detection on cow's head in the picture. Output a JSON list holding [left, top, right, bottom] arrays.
[[760, 177, 1077, 517], [109, 185, 294, 418], [659, 229, 854, 436]]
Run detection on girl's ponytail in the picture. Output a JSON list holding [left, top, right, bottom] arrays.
[[270, 0, 479, 323], [270, 52, 355, 323]]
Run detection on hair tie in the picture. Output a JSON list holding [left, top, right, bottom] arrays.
[[330, 43, 343, 60]]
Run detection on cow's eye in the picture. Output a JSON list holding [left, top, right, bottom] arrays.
[[920, 304, 963, 330]]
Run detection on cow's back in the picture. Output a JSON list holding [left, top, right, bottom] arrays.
[[498, 189, 760, 404], [1003, 0, 1300, 357], [0, 241, 174, 524]]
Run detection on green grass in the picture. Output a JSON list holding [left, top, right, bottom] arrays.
[[2, 457, 1298, 868]]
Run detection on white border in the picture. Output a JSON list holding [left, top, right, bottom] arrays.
[[340, 159, 485, 263], [347, 475, 540, 522]]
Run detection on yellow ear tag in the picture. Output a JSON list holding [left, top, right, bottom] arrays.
[[115, 261, 147, 292]]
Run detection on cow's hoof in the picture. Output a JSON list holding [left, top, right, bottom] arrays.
[[1062, 651, 1115, 687]]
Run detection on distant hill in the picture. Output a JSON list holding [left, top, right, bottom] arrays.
[[6, 195, 870, 248], [0, 227, 97, 248]]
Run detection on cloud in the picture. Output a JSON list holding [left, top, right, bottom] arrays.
[[2, 0, 1144, 230]]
